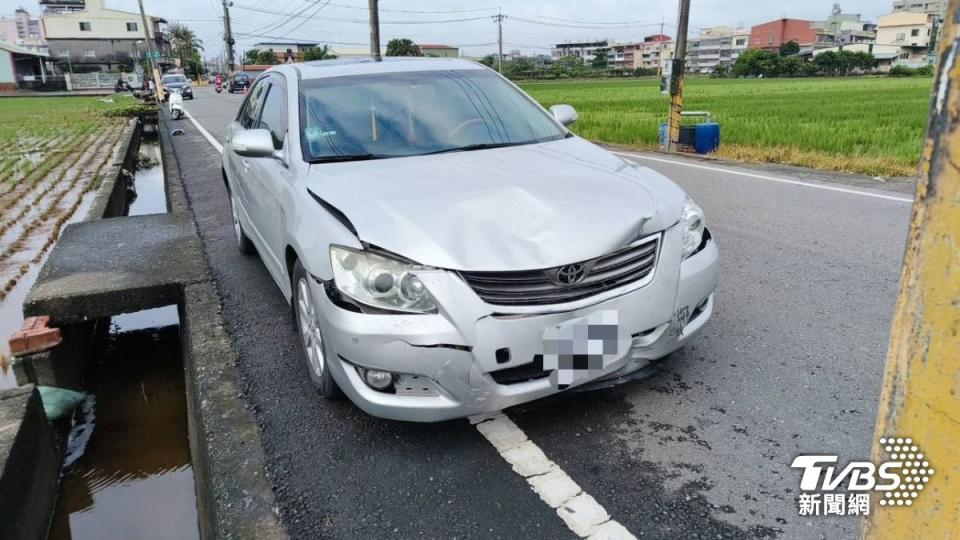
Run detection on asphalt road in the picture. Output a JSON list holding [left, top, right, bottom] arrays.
[[174, 85, 914, 539]]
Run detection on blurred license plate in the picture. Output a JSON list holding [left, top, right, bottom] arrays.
[[542, 310, 629, 389]]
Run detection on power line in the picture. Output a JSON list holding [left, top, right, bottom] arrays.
[[509, 15, 667, 30], [326, 2, 499, 14], [513, 13, 671, 27], [231, 5, 490, 25]]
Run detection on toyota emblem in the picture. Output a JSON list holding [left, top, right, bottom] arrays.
[[555, 263, 587, 285]]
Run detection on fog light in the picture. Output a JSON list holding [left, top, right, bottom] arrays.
[[362, 369, 394, 390]]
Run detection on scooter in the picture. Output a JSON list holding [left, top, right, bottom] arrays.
[[168, 88, 184, 120], [215, 80, 223, 93]]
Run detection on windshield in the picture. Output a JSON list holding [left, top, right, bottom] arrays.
[[235, 74, 249, 81], [162, 75, 187, 84], [299, 69, 566, 162]]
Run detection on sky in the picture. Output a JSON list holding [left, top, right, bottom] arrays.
[[1, 0, 894, 59]]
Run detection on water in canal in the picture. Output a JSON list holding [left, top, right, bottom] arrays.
[[48, 309, 199, 540]]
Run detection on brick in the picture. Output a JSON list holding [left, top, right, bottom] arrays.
[[9, 316, 61, 357]]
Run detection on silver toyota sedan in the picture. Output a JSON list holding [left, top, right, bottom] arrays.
[[222, 58, 718, 422]]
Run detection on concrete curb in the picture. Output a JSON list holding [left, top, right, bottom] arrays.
[[159, 114, 288, 539], [0, 386, 60, 540], [86, 117, 142, 221]]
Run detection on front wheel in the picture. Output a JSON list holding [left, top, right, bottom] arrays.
[[171, 108, 182, 120], [229, 191, 255, 255], [292, 260, 342, 398]]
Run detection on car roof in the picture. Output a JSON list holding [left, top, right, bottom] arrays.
[[293, 57, 486, 80]]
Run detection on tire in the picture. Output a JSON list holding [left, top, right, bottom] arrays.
[[229, 191, 256, 255], [292, 260, 342, 398], [172, 109, 182, 120]]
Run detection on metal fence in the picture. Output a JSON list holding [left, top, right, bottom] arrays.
[[67, 72, 116, 90], [15, 76, 68, 92]]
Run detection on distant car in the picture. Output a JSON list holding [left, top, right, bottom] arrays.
[[222, 59, 718, 422], [228, 73, 251, 93], [160, 73, 193, 100]]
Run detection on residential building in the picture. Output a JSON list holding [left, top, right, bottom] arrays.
[[330, 46, 382, 59], [876, 11, 934, 65], [552, 40, 609, 63], [0, 41, 52, 91], [686, 26, 749, 73], [749, 18, 817, 50], [607, 43, 633, 68], [253, 42, 318, 63], [622, 34, 674, 71], [891, 0, 946, 21], [39, 0, 87, 14], [814, 3, 877, 45], [0, 8, 47, 55], [40, 0, 171, 72], [16, 8, 43, 40], [419, 44, 459, 58]]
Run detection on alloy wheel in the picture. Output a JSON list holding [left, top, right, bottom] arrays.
[[297, 277, 325, 378]]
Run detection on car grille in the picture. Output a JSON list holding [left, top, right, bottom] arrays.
[[459, 234, 660, 306]]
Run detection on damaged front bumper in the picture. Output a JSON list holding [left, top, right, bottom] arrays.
[[312, 225, 719, 422]]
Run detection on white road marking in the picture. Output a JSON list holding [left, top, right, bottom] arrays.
[[612, 151, 915, 204], [475, 415, 637, 539], [182, 106, 224, 154]]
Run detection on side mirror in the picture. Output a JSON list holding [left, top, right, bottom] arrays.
[[550, 104, 578, 127], [231, 129, 277, 159]]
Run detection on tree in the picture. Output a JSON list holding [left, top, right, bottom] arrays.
[[184, 49, 205, 79], [257, 49, 278, 65], [503, 57, 534, 79], [591, 48, 609, 69], [303, 45, 337, 61], [386, 38, 421, 57], [814, 51, 840, 75], [852, 52, 876, 72], [732, 49, 778, 77], [779, 40, 800, 57], [244, 49, 261, 65], [712, 63, 730, 78], [168, 23, 204, 72]]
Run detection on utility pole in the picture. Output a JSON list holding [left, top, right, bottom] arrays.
[[863, 1, 960, 537], [493, 10, 506, 74], [656, 20, 664, 77], [136, 0, 163, 101], [222, 0, 235, 72], [666, 0, 690, 152], [369, 0, 381, 60]]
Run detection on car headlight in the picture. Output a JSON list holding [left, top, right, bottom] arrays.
[[329, 246, 438, 314], [680, 196, 706, 260]]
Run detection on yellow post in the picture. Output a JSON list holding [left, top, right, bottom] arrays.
[[863, 1, 960, 537]]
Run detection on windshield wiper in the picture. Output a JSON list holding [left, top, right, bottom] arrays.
[[422, 141, 535, 155], [308, 153, 389, 164]]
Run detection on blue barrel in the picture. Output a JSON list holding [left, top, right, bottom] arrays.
[[694, 123, 721, 154]]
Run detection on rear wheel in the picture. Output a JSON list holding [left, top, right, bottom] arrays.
[[229, 191, 255, 255], [292, 260, 342, 398]]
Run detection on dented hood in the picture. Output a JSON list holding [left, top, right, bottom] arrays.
[[306, 137, 685, 271]]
